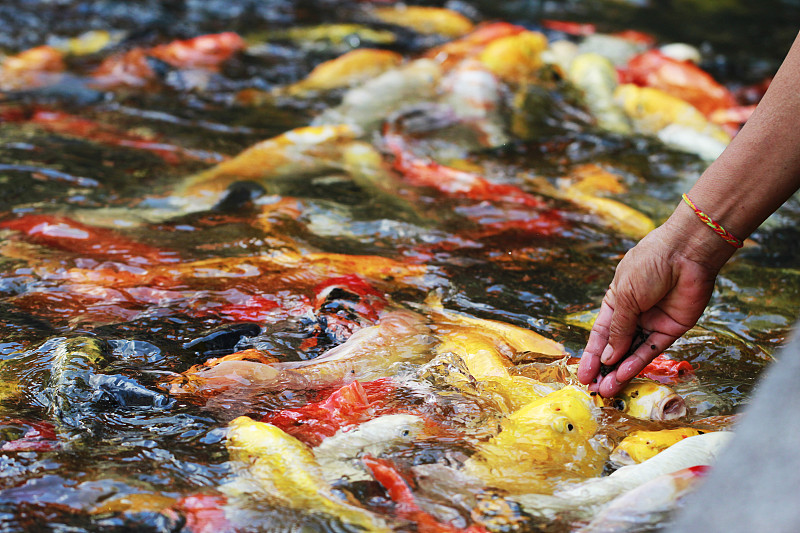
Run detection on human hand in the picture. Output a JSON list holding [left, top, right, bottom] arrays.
[[577, 211, 733, 397]]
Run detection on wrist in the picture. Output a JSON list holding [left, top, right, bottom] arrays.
[[660, 199, 739, 272]]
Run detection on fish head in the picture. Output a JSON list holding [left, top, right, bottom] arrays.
[[608, 380, 687, 421], [502, 386, 598, 441]]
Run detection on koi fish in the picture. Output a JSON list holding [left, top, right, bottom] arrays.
[[91, 32, 244, 88], [579, 465, 710, 533], [271, 310, 433, 387], [13, 109, 223, 165], [610, 428, 705, 466], [639, 354, 694, 383], [477, 30, 549, 84], [423, 22, 527, 68], [600, 380, 687, 421], [264, 379, 398, 446], [0, 214, 178, 265], [620, 50, 736, 116], [313, 59, 443, 132], [363, 455, 490, 533], [440, 61, 508, 147], [281, 49, 404, 96], [315, 414, 428, 482], [369, 6, 474, 37], [174, 124, 360, 204], [514, 432, 732, 518], [463, 386, 604, 493], [0, 45, 64, 91], [224, 416, 390, 532], [165, 350, 309, 399], [613, 83, 731, 149], [568, 52, 633, 135], [425, 293, 567, 357], [383, 119, 551, 210]]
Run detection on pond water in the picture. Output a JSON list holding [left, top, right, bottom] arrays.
[[0, 1, 799, 532]]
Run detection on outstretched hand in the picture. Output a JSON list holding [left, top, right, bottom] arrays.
[[577, 217, 731, 397]]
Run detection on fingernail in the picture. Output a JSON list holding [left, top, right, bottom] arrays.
[[600, 344, 613, 364]]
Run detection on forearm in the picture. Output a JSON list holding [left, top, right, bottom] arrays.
[[687, 31, 800, 244]]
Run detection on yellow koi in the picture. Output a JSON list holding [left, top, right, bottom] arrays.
[[370, 6, 474, 37], [610, 428, 705, 466], [225, 416, 389, 531]]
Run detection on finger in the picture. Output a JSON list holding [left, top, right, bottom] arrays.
[[597, 370, 624, 398], [615, 330, 679, 383], [602, 287, 643, 367], [577, 302, 614, 385]]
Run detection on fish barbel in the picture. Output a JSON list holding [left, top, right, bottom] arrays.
[[225, 416, 390, 532], [463, 386, 604, 493]]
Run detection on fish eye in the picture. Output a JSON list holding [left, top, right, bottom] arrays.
[[567, 423, 574, 432], [612, 398, 626, 411], [402, 429, 410, 437]]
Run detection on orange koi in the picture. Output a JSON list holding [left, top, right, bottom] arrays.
[[620, 50, 736, 116], [148, 32, 244, 69], [383, 125, 545, 208], [263, 379, 398, 446], [0, 214, 178, 265], [363, 456, 490, 533], [0, 45, 65, 90], [423, 22, 527, 68], [638, 354, 694, 384], [541, 20, 596, 36]]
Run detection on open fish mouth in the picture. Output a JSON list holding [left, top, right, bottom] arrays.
[[654, 394, 687, 421]]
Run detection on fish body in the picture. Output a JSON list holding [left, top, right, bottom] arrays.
[[313, 59, 442, 132], [579, 465, 709, 533], [272, 310, 433, 387], [568, 53, 632, 134], [315, 414, 427, 482], [614, 83, 731, 144], [175, 124, 359, 204], [622, 50, 736, 116], [370, 6, 474, 37], [562, 189, 655, 239], [463, 386, 603, 493], [477, 31, 548, 84], [427, 295, 567, 357], [515, 431, 732, 518], [610, 428, 705, 466], [225, 416, 389, 531], [602, 380, 687, 421], [283, 49, 403, 95]]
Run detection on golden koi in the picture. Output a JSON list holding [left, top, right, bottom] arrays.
[[370, 6, 474, 37], [600, 380, 687, 421], [281, 49, 404, 96], [610, 428, 705, 466], [225, 416, 390, 531], [477, 30, 549, 84], [568, 52, 633, 134], [463, 386, 604, 493]]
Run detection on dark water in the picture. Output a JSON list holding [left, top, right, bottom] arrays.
[[0, 1, 798, 532]]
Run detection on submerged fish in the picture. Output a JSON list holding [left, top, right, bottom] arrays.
[[314, 414, 428, 482], [369, 5, 474, 37], [610, 428, 705, 466], [225, 416, 389, 532], [278, 48, 404, 96], [515, 431, 732, 519], [463, 386, 605, 493], [272, 310, 434, 387], [568, 52, 632, 134], [579, 465, 710, 533]]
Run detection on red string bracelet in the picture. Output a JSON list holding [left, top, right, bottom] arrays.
[[682, 193, 744, 248]]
